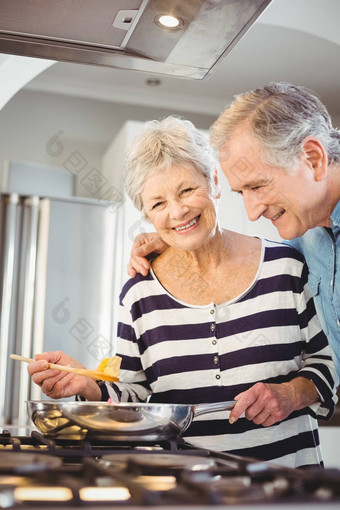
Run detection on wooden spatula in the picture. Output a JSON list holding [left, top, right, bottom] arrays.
[[10, 354, 119, 382]]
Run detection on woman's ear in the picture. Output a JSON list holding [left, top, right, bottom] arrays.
[[214, 168, 221, 198], [301, 137, 328, 182]]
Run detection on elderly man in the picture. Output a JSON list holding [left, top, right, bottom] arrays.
[[128, 82, 340, 376]]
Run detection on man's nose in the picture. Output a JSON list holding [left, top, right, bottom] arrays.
[[243, 192, 266, 222]]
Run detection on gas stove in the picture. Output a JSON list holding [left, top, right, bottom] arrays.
[[1, 428, 340, 509]]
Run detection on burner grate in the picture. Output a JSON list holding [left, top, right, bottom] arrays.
[[1, 429, 340, 507], [0, 429, 245, 461]]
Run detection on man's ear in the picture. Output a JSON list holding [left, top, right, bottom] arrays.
[[301, 137, 328, 182], [214, 168, 221, 198]]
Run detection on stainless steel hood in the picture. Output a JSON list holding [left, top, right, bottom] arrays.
[[0, 0, 272, 79]]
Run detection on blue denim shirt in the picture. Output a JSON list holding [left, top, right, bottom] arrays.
[[288, 200, 340, 376]]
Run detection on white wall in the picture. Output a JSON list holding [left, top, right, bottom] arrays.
[[1, 88, 338, 212], [0, 54, 55, 110], [0, 89, 216, 199]]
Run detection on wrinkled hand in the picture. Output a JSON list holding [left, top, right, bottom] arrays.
[[127, 232, 168, 278], [27, 351, 101, 401], [229, 379, 318, 427]]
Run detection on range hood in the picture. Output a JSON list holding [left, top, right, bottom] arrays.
[[0, 0, 272, 80]]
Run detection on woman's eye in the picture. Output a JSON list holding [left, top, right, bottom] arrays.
[[182, 187, 194, 194], [152, 201, 163, 210]]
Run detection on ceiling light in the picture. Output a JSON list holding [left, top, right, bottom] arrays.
[[154, 14, 184, 30]]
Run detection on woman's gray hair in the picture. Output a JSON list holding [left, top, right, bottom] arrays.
[[124, 116, 218, 211], [210, 82, 340, 169]]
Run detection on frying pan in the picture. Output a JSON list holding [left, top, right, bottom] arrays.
[[27, 400, 235, 441]]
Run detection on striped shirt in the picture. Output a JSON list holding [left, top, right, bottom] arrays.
[[101, 239, 338, 468]]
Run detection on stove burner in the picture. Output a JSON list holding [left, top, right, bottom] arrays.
[[1, 429, 340, 507], [0, 451, 62, 474], [99, 453, 217, 475]]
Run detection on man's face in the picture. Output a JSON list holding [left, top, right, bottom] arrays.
[[218, 127, 326, 239]]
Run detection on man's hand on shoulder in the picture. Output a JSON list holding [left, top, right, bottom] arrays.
[[127, 232, 168, 277]]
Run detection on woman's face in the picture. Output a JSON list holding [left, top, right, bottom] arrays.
[[141, 164, 219, 251]]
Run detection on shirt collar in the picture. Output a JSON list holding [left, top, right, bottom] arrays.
[[330, 199, 340, 229]]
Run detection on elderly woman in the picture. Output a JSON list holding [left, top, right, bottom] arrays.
[[29, 117, 337, 469]]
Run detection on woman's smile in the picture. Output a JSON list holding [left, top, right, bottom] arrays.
[[173, 215, 201, 233]]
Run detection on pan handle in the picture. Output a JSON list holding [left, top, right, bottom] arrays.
[[194, 401, 236, 418]]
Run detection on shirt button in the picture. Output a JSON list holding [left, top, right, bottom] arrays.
[[215, 374, 221, 380], [210, 309, 214, 314], [210, 324, 216, 331], [213, 356, 219, 364], [212, 340, 217, 345]]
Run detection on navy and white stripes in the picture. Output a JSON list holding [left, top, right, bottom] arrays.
[[103, 239, 338, 468]]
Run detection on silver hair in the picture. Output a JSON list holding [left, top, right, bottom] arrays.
[[124, 116, 218, 211], [210, 82, 340, 169]]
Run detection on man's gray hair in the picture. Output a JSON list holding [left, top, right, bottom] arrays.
[[124, 116, 218, 211], [210, 82, 340, 169]]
